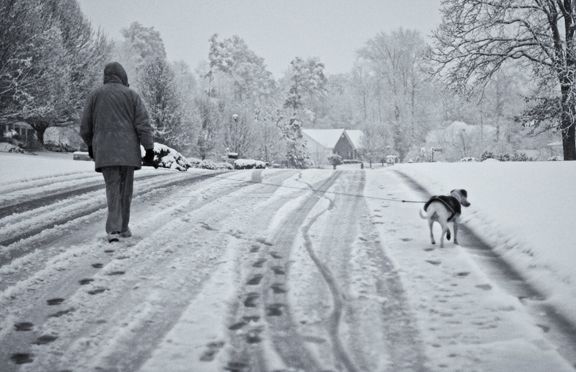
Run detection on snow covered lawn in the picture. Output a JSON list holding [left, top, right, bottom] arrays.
[[393, 161, 576, 326]]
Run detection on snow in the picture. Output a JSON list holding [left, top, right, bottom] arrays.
[[0, 152, 93, 184], [393, 161, 576, 326], [1, 152, 575, 371], [302, 128, 344, 148]]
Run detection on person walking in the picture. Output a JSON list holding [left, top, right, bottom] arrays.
[[80, 62, 155, 243]]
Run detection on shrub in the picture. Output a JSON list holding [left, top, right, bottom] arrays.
[[328, 154, 343, 169], [141, 143, 192, 171], [234, 159, 267, 169]]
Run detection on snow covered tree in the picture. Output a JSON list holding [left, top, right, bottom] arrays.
[[360, 123, 388, 167], [0, 0, 110, 145], [279, 115, 310, 168], [358, 29, 431, 161], [138, 57, 183, 148], [121, 23, 188, 150], [283, 57, 327, 124], [432, 0, 576, 160], [121, 22, 167, 75], [194, 95, 222, 160], [253, 104, 284, 163], [208, 34, 276, 102]]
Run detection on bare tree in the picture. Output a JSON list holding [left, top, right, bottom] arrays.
[[358, 29, 430, 160], [432, 0, 576, 160]]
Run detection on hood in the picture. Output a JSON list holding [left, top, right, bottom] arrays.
[[103, 62, 129, 86]]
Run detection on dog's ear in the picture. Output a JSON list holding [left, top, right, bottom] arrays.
[[460, 189, 468, 198]]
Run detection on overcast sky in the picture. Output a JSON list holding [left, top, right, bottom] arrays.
[[77, 0, 443, 78]]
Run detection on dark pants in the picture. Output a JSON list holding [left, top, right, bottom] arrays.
[[102, 166, 134, 234]]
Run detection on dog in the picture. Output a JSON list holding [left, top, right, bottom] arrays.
[[419, 189, 470, 248]]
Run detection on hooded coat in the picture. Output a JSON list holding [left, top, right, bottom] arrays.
[[80, 62, 154, 172]]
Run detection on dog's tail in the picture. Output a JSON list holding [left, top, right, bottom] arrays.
[[446, 229, 451, 241], [419, 208, 428, 219]]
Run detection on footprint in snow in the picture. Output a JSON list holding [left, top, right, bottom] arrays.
[[79, 278, 94, 285], [199, 341, 225, 362], [91, 263, 103, 269], [401, 238, 412, 242], [46, 298, 65, 306], [87, 287, 108, 295], [271, 266, 286, 275], [228, 320, 247, 331], [266, 303, 284, 317], [252, 258, 266, 268], [269, 251, 282, 259], [33, 335, 58, 345], [426, 259, 442, 266], [455, 272, 470, 277], [14, 322, 34, 331], [270, 283, 287, 294], [10, 353, 34, 365], [250, 245, 260, 253], [47, 308, 75, 318], [244, 293, 259, 307], [246, 274, 263, 286], [106, 271, 125, 276]]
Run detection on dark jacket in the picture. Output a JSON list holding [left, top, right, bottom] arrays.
[[80, 62, 154, 172]]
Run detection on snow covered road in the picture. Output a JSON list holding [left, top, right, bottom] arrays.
[[0, 165, 574, 371]]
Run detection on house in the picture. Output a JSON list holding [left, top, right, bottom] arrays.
[[0, 121, 35, 147], [302, 128, 364, 166]]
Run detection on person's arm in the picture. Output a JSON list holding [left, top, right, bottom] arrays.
[[80, 94, 94, 157], [133, 93, 154, 150]]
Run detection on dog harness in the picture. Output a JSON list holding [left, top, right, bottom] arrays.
[[424, 196, 461, 222]]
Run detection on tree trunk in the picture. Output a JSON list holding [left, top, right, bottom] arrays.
[[560, 84, 576, 160], [561, 121, 576, 160], [28, 119, 49, 146]]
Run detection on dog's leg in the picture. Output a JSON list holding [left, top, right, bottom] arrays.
[[453, 221, 459, 245], [428, 219, 435, 245], [440, 223, 448, 248]]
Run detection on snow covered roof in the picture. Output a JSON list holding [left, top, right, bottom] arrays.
[[346, 130, 364, 149], [302, 129, 344, 149]]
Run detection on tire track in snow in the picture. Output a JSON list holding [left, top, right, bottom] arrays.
[[0, 173, 159, 219], [225, 171, 341, 372], [0, 170, 295, 371], [299, 171, 360, 372], [0, 170, 95, 195], [0, 172, 221, 252]]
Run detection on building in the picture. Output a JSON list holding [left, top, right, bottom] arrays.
[[0, 122, 35, 147], [302, 128, 364, 167]]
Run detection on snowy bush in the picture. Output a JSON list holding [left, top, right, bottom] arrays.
[[0, 142, 25, 153], [234, 159, 267, 169], [328, 154, 343, 169], [199, 159, 217, 170], [187, 157, 203, 167], [140, 143, 191, 171], [481, 150, 533, 162], [215, 162, 234, 170]]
